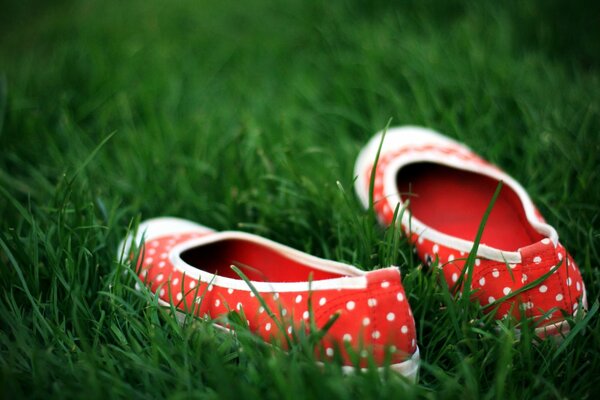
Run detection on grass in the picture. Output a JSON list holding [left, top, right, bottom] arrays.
[[1, 0, 600, 398]]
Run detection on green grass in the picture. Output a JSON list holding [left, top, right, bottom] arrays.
[[1, 0, 600, 398]]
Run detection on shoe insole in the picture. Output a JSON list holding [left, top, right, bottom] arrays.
[[396, 163, 543, 250], [181, 239, 343, 282]]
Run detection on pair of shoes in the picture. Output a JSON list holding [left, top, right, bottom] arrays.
[[119, 126, 587, 380]]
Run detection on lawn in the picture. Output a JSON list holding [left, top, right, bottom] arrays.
[[1, 0, 599, 398]]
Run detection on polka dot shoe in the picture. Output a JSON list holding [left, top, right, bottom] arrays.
[[118, 217, 419, 379], [354, 126, 587, 337]]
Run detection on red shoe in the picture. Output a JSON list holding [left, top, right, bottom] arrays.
[[354, 126, 587, 337], [119, 217, 419, 378]]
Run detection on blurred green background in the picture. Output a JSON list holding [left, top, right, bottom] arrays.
[[1, 0, 599, 398]]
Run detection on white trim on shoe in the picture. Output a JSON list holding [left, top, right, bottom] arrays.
[[170, 231, 369, 292], [118, 217, 215, 259], [121, 218, 370, 293]]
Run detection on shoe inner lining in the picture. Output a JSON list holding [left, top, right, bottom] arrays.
[[396, 162, 543, 250], [181, 239, 344, 282]]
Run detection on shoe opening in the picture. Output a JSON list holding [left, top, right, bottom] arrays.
[[180, 238, 344, 282], [396, 162, 544, 250]]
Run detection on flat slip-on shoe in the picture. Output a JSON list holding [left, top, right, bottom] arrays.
[[354, 126, 587, 337], [118, 217, 419, 379]]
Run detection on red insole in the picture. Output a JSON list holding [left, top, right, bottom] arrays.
[[396, 163, 543, 250], [181, 239, 342, 282]]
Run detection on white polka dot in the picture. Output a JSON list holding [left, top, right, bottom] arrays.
[[492, 269, 500, 278], [343, 334, 352, 342], [368, 298, 377, 307], [215, 299, 220, 307], [362, 317, 370, 326], [249, 291, 255, 298], [381, 281, 390, 288], [265, 323, 271, 331], [208, 284, 213, 291], [319, 297, 326, 306], [156, 274, 164, 282], [281, 308, 287, 316], [258, 306, 265, 313], [451, 273, 458, 282], [433, 244, 439, 253], [145, 257, 154, 265], [566, 278, 572, 286], [227, 288, 234, 294], [273, 293, 279, 300], [488, 296, 495, 304], [295, 295, 302, 303], [189, 281, 196, 289], [303, 311, 309, 319], [172, 278, 179, 286], [236, 302, 242, 311], [158, 261, 166, 268], [372, 331, 381, 339], [503, 287, 511, 296], [558, 253, 563, 261], [148, 248, 156, 255], [576, 282, 581, 291], [160, 253, 168, 259], [360, 349, 368, 358], [195, 298, 201, 304], [346, 301, 355, 311], [539, 285, 548, 293], [287, 326, 292, 334], [479, 277, 486, 286], [556, 293, 564, 301], [533, 256, 542, 264], [386, 312, 395, 321], [522, 274, 528, 283], [401, 325, 408, 334], [176, 293, 183, 301], [326, 348, 334, 356], [509, 263, 517, 269], [159, 288, 165, 297], [418, 236, 424, 244], [397, 292, 404, 302], [475, 259, 481, 266], [448, 254, 455, 262]]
